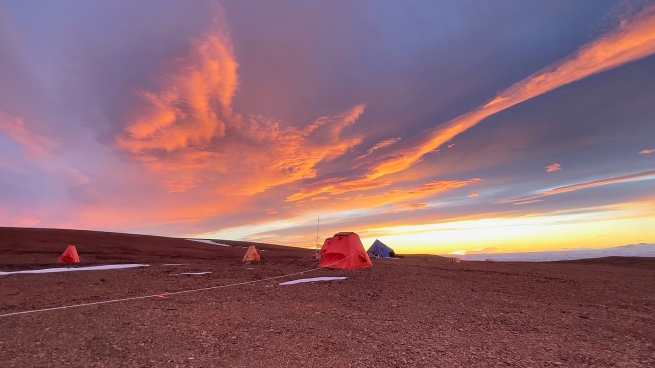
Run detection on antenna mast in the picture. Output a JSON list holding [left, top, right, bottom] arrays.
[[315, 216, 320, 250]]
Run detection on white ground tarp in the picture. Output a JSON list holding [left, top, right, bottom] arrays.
[[279, 276, 347, 286], [0, 264, 150, 276]]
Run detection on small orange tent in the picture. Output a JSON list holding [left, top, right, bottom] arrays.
[[242, 245, 261, 262], [57, 245, 80, 264], [318, 232, 372, 270]]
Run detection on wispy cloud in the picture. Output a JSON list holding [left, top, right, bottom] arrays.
[[0, 112, 57, 160], [356, 137, 401, 159], [640, 149, 655, 154], [545, 163, 561, 172], [468, 193, 479, 198], [324, 178, 481, 212], [385, 203, 428, 213], [501, 170, 655, 204]]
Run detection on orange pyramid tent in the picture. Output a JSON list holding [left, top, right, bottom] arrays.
[[318, 232, 372, 270], [242, 245, 261, 262], [57, 245, 80, 264]]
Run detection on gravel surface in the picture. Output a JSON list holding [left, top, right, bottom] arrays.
[[1, 227, 654, 367]]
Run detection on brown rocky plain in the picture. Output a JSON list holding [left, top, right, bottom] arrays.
[[0, 227, 653, 367]]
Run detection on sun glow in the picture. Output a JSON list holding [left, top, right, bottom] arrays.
[[360, 205, 655, 255]]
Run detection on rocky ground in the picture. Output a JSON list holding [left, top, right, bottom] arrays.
[[0, 227, 654, 367]]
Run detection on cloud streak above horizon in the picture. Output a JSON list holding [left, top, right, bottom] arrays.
[[500, 170, 655, 205]]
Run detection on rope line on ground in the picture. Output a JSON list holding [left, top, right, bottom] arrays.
[[0, 253, 354, 318]]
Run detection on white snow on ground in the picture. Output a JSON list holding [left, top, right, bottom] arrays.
[[185, 239, 231, 247], [279, 276, 347, 285], [454, 244, 655, 262], [0, 264, 150, 276], [162, 263, 190, 266], [170, 272, 211, 275]]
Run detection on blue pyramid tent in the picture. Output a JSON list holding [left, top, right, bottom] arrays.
[[367, 239, 395, 258]]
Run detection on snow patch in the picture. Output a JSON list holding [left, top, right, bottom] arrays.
[[170, 272, 212, 276], [279, 276, 347, 286], [185, 239, 231, 247], [0, 264, 150, 276]]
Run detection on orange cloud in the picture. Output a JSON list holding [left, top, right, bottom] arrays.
[[356, 137, 401, 159], [468, 193, 479, 198], [0, 112, 57, 160], [287, 176, 390, 202], [285, 178, 480, 223], [117, 33, 237, 155], [345, 4, 655, 186], [545, 163, 561, 172], [501, 169, 655, 204], [332, 178, 481, 211], [411, 179, 480, 194], [115, 25, 366, 195], [640, 149, 654, 154], [514, 200, 542, 205], [390, 203, 428, 212]]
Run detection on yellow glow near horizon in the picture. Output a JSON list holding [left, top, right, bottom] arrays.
[[195, 200, 655, 255], [361, 209, 655, 255]]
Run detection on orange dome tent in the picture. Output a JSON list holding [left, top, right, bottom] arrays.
[[242, 245, 261, 262], [318, 232, 372, 270], [57, 245, 80, 264]]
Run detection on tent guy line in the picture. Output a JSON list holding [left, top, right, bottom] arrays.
[[0, 253, 356, 319]]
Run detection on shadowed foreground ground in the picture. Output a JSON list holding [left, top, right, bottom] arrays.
[[1, 227, 654, 367]]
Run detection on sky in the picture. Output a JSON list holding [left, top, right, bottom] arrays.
[[1, 0, 654, 255]]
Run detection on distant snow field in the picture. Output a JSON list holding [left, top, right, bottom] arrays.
[[279, 276, 347, 285], [453, 244, 655, 262], [170, 272, 212, 276], [185, 239, 231, 247], [0, 264, 150, 276]]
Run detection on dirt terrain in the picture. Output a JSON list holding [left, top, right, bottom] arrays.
[[1, 227, 654, 367]]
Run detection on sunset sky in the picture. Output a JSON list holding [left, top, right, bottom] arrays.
[[1, 1, 654, 255]]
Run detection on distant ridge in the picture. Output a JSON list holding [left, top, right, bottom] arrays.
[[455, 243, 655, 262]]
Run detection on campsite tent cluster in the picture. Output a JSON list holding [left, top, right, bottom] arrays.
[[315, 233, 397, 270], [52, 232, 395, 270]]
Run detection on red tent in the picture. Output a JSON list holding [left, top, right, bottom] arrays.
[[57, 245, 80, 264], [318, 232, 372, 270], [319, 237, 332, 255]]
